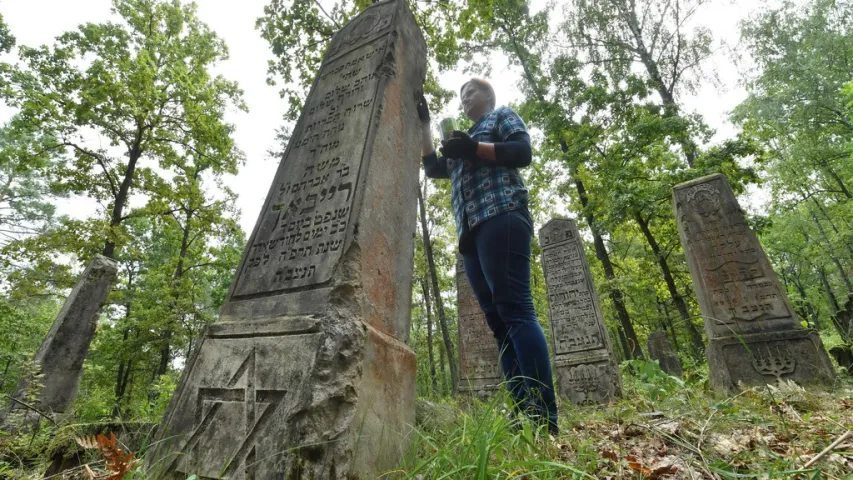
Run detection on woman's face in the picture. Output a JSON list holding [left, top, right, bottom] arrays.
[[461, 83, 489, 120]]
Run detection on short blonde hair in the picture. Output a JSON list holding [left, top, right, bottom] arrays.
[[461, 78, 496, 110]]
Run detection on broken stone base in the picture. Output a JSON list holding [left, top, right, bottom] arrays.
[[647, 331, 683, 377], [707, 329, 835, 393], [144, 0, 426, 475], [147, 293, 416, 479], [553, 350, 621, 405]]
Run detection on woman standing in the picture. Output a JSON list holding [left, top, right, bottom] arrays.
[[417, 79, 558, 434]]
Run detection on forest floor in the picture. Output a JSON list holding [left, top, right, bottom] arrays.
[[1, 360, 852, 479], [399, 361, 853, 479]]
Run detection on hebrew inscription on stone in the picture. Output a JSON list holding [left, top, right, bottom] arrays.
[[147, 1, 428, 477], [456, 256, 502, 390], [673, 174, 834, 392], [539, 218, 621, 404], [675, 180, 793, 331], [232, 33, 391, 297], [540, 224, 606, 355]]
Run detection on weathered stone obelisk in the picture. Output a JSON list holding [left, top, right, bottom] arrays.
[[456, 255, 502, 395], [5, 255, 118, 422], [539, 219, 621, 405], [145, 2, 426, 477], [673, 174, 834, 392], [647, 331, 683, 377]]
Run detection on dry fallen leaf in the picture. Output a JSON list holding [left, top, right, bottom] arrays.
[[601, 449, 618, 462], [626, 455, 679, 479]]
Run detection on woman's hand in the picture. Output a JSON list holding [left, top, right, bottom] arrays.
[[417, 93, 430, 123], [440, 131, 479, 159], [418, 93, 436, 158]]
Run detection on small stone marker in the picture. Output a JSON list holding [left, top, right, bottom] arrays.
[[6, 255, 118, 419], [145, 1, 426, 478], [647, 331, 683, 377], [539, 218, 621, 405], [456, 254, 502, 395], [673, 174, 834, 392]]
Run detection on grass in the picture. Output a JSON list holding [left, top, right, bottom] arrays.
[[392, 361, 853, 479], [2, 361, 852, 479]]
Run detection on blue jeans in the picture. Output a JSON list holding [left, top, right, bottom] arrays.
[[461, 210, 558, 432]]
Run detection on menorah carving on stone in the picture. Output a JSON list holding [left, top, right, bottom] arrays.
[[566, 364, 601, 405], [752, 347, 796, 382]]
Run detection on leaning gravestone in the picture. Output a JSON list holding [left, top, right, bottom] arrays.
[[5, 255, 118, 424], [539, 219, 621, 405], [145, 2, 426, 478], [456, 254, 502, 395], [647, 331, 683, 377], [673, 174, 834, 392]]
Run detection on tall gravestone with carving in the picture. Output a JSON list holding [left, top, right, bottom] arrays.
[[673, 174, 834, 392], [539, 219, 621, 405], [4, 255, 117, 426], [145, 2, 426, 478], [456, 254, 502, 395]]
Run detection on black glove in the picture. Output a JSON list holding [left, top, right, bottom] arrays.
[[440, 131, 479, 159], [416, 93, 430, 123]]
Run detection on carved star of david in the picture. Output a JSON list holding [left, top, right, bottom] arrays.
[[168, 348, 286, 479]]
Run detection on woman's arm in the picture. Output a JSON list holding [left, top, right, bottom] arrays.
[[417, 94, 449, 179], [442, 131, 533, 168], [421, 120, 436, 158], [487, 131, 532, 168]]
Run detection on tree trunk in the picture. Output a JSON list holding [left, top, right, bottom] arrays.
[[823, 165, 852, 200], [660, 301, 681, 352], [438, 338, 448, 394], [809, 209, 853, 293], [818, 266, 849, 341], [0, 357, 11, 392], [417, 185, 459, 390], [809, 197, 853, 261], [503, 30, 643, 360], [615, 327, 630, 361], [620, 1, 696, 167], [103, 130, 144, 258], [572, 169, 642, 359], [818, 266, 841, 313], [113, 327, 130, 416], [790, 272, 821, 329], [504, 28, 643, 360], [634, 211, 704, 356], [420, 279, 438, 396]]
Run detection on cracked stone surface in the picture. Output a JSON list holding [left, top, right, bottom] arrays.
[[539, 218, 621, 405], [145, 1, 426, 477], [673, 174, 834, 392]]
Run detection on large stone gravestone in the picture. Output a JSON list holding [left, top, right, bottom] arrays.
[[5, 255, 118, 422], [539, 219, 621, 405], [145, 2, 426, 478], [673, 174, 834, 392], [647, 331, 683, 377], [456, 254, 502, 395]]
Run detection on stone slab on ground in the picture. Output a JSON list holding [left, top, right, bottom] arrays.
[[673, 173, 834, 392], [144, 1, 426, 478], [539, 218, 621, 405]]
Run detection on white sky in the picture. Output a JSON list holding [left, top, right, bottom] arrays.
[[0, 0, 761, 235]]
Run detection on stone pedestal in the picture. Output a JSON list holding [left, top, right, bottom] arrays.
[[6, 255, 117, 420], [456, 255, 502, 395], [647, 331, 683, 377], [539, 219, 621, 405], [673, 174, 834, 392], [145, 2, 426, 478]]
